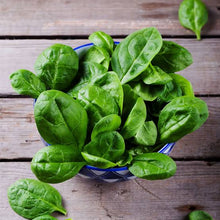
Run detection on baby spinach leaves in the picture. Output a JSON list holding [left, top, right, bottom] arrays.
[[121, 97, 146, 139], [77, 85, 119, 129], [31, 145, 86, 183], [111, 27, 163, 84], [89, 31, 114, 55], [8, 179, 66, 219], [134, 121, 157, 146], [82, 131, 125, 168], [152, 41, 193, 73], [141, 64, 172, 85], [34, 90, 88, 148], [188, 210, 213, 220], [179, 0, 208, 40], [82, 45, 110, 69], [169, 73, 194, 97], [158, 96, 209, 143], [35, 44, 79, 91], [10, 69, 46, 98], [128, 153, 176, 180], [91, 114, 121, 140]]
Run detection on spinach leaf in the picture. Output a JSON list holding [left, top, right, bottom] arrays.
[[121, 84, 139, 123], [188, 210, 213, 220], [147, 99, 166, 117], [68, 63, 123, 113], [92, 71, 124, 113], [31, 145, 86, 183], [111, 27, 162, 84], [134, 121, 157, 146], [116, 151, 133, 167], [82, 45, 110, 69], [91, 114, 121, 140], [10, 69, 46, 98], [34, 90, 88, 148], [128, 145, 155, 157], [89, 31, 114, 55], [68, 61, 107, 97], [130, 81, 164, 101], [33, 215, 58, 220], [77, 85, 119, 129], [179, 0, 208, 40], [34, 44, 79, 91], [128, 153, 176, 180], [158, 80, 183, 102], [158, 96, 209, 143], [82, 131, 125, 168], [152, 41, 193, 72], [81, 152, 116, 169], [169, 73, 194, 97], [121, 97, 146, 139], [8, 179, 66, 219], [141, 64, 172, 85]]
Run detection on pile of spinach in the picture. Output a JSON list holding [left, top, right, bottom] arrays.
[[9, 27, 209, 219], [10, 27, 209, 181]]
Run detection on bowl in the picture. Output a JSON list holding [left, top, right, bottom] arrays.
[[37, 42, 175, 183]]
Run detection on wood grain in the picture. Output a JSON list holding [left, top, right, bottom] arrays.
[[1, 38, 220, 96], [0, 0, 219, 36], [0, 97, 219, 159], [0, 161, 219, 220]]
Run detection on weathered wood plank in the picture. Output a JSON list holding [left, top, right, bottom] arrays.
[[1, 39, 220, 95], [0, 0, 219, 36], [0, 161, 219, 220], [0, 97, 219, 159]]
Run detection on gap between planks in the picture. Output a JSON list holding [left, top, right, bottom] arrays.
[[0, 35, 220, 40]]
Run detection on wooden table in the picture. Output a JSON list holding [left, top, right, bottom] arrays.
[[0, 1, 219, 219]]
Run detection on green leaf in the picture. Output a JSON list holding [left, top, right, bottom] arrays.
[[179, 0, 208, 40], [141, 64, 172, 85], [158, 80, 183, 102], [10, 69, 46, 98], [81, 152, 116, 169], [82, 45, 110, 69], [128, 145, 155, 157], [121, 84, 139, 123], [116, 151, 133, 167], [31, 145, 86, 183], [91, 114, 121, 140], [68, 62, 123, 113], [112, 27, 162, 84], [121, 97, 146, 139], [134, 121, 157, 146], [82, 131, 125, 168], [89, 31, 114, 55], [158, 96, 209, 143], [169, 73, 194, 97], [68, 61, 107, 98], [130, 81, 164, 101], [188, 210, 213, 220], [128, 153, 176, 180], [8, 179, 66, 219], [34, 44, 79, 91], [77, 85, 119, 129], [93, 71, 124, 114], [34, 90, 88, 148], [152, 41, 193, 72]]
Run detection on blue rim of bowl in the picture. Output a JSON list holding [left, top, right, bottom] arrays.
[[73, 41, 120, 51], [84, 143, 175, 171]]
